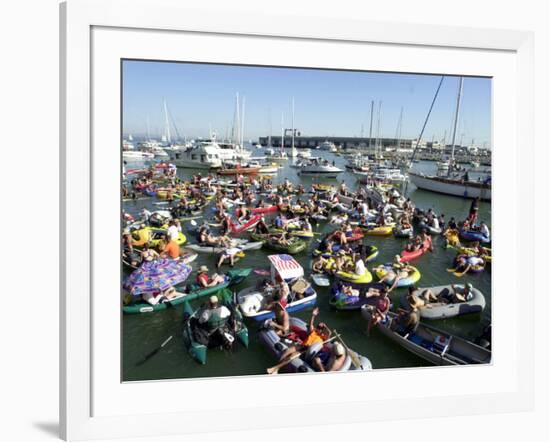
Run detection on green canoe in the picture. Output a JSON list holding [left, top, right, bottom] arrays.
[[249, 233, 307, 255], [122, 268, 251, 315], [182, 288, 249, 365]]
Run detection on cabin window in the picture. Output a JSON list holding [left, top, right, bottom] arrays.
[[191, 154, 197, 160], [175, 153, 180, 159], [201, 155, 206, 162]]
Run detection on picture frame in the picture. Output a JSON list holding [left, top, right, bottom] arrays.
[[60, 0, 534, 440]]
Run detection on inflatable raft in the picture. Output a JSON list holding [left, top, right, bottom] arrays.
[[373, 264, 421, 288], [185, 239, 263, 254], [399, 284, 486, 320], [329, 282, 386, 311], [400, 237, 432, 262], [459, 229, 490, 243], [259, 317, 372, 373]]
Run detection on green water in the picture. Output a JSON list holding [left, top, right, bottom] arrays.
[[122, 151, 491, 381]]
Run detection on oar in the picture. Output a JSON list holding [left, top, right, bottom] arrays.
[[454, 269, 468, 278], [266, 334, 340, 375], [446, 268, 457, 273], [135, 335, 173, 366], [333, 329, 364, 370]]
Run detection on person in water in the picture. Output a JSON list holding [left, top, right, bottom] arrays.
[[196, 265, 225, 288]]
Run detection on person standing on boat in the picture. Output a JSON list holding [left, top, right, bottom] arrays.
[[468, 197, 480, 225]]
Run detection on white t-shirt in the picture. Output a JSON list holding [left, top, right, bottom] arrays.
[[480, 225, 490, 237], [167, 225, 179, 241]]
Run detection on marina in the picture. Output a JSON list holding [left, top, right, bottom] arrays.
[[121, 61, 491, 381]]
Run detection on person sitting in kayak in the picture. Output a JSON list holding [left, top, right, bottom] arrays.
[[366, 288, 391, 334], [405, 235, 422, 252], [196, 265, 225, 288], [140, 243, 159, 262], [198, 225, 230, 248], [312, 255, 329, 274], [313, 342, 347, 372], [274, 231, 291, 247], [275, 307, 331, 367]]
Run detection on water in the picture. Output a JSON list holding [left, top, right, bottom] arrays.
[[122, 150, 491, 381]]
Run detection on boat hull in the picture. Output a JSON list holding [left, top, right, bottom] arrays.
[[409, 172, 491, 201]]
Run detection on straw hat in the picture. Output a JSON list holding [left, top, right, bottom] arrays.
[[209, 295, 218, 304], [198, 265, 209, 273]]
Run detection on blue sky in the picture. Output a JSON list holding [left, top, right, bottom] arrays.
[[122, 60, 491, 146]]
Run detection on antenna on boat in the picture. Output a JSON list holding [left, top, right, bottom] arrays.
[[240, 96, 246, 150], [163, 98, 172, 144]]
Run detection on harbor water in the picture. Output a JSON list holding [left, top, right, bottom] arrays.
[[122, 149, 491, 382]]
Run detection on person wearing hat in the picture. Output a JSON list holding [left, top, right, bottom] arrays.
[[198, 295, 231, 327], [196, 265, 225, 288]]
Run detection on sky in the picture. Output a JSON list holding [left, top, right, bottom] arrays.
[[122, 60, 492, 147]]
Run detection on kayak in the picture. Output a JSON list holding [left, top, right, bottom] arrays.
[[361, 308, 491, 365], [250, 233, 308, 255], [122, 268, 251, 314], [335, 269, 373, 284], [186, 239, 263, 254], [373, 264, 421, 288], [251, 205, 279, 214], [360, 225, 394, 236], [131, 227, 187, 247], [182, 289, 248, 365], [400, 238, 432, 263], [329, 282, 386, 311], [258, 317, 372, 373], [459, 229, 490, 243], [228, 215, 262, 235], [399, 284, 486, 320]]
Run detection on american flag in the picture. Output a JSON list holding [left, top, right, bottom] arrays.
[[268, 254, 302, 274]]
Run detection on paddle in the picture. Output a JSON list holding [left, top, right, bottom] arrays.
[[446, 268, 458, 273], [453, 269, 468, 278], [135, 335, 173, 366], [333, 329, 364, 370], [266, 334, 340, 375]]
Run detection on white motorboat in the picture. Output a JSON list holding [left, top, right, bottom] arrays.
[[299, 158, 343, 178], [297, 149, 312, 159], [122, 150, 154, 160], [167, 142, 222, 169], [318, 140, 337, 152]]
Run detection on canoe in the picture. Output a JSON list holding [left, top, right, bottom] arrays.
[[185, 239, 263, 254], [258, 317, 372, 373], [399, 284, 486, 320], [329, 282, 386, 311], [361, 308, 491, 365], [122, 268, 251, 314], [237, 279, 317, 321], [459, 229, 490, 243], [400, 237, 432, 263], [335, 269, 373, 284], [182, 289, 248, 365], [373, 264, 421, 288], [250, 233, 307, 255]]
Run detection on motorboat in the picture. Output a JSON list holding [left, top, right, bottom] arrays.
[[299, 158, 343, 178], [167, 142, 222, 169], [318, 140, 338, 152]]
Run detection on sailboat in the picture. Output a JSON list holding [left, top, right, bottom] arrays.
[[269, 112, 288, 161], [408, 77, 491, 201], [289, 98, 298, 159]]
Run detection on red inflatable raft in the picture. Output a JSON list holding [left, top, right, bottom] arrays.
[[400, 237, 432, 262]]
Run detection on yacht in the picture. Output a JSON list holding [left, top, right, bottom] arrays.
[[297, 149, 312, 159], [122, 150, 154, 161], [318, 140, 338, 152], [299, 158, 343, 178], [167, 142, 222, 169]]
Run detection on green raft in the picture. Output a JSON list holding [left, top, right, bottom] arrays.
[[182, 288, 249, 365], [122, 268, 251, 315], [250, 233, 307, 255]]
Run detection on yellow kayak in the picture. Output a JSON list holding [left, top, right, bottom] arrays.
[[336, 269, 373, 284], [362, 225, 394, 236]]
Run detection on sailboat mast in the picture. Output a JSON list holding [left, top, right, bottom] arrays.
[[448, 77, 464, 176], [163, 99, 171, 144], [369, 100, 374, 149], [291, 97, 295, 151], [240, 96, 246, 150], [281, 113, 284, 153]]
